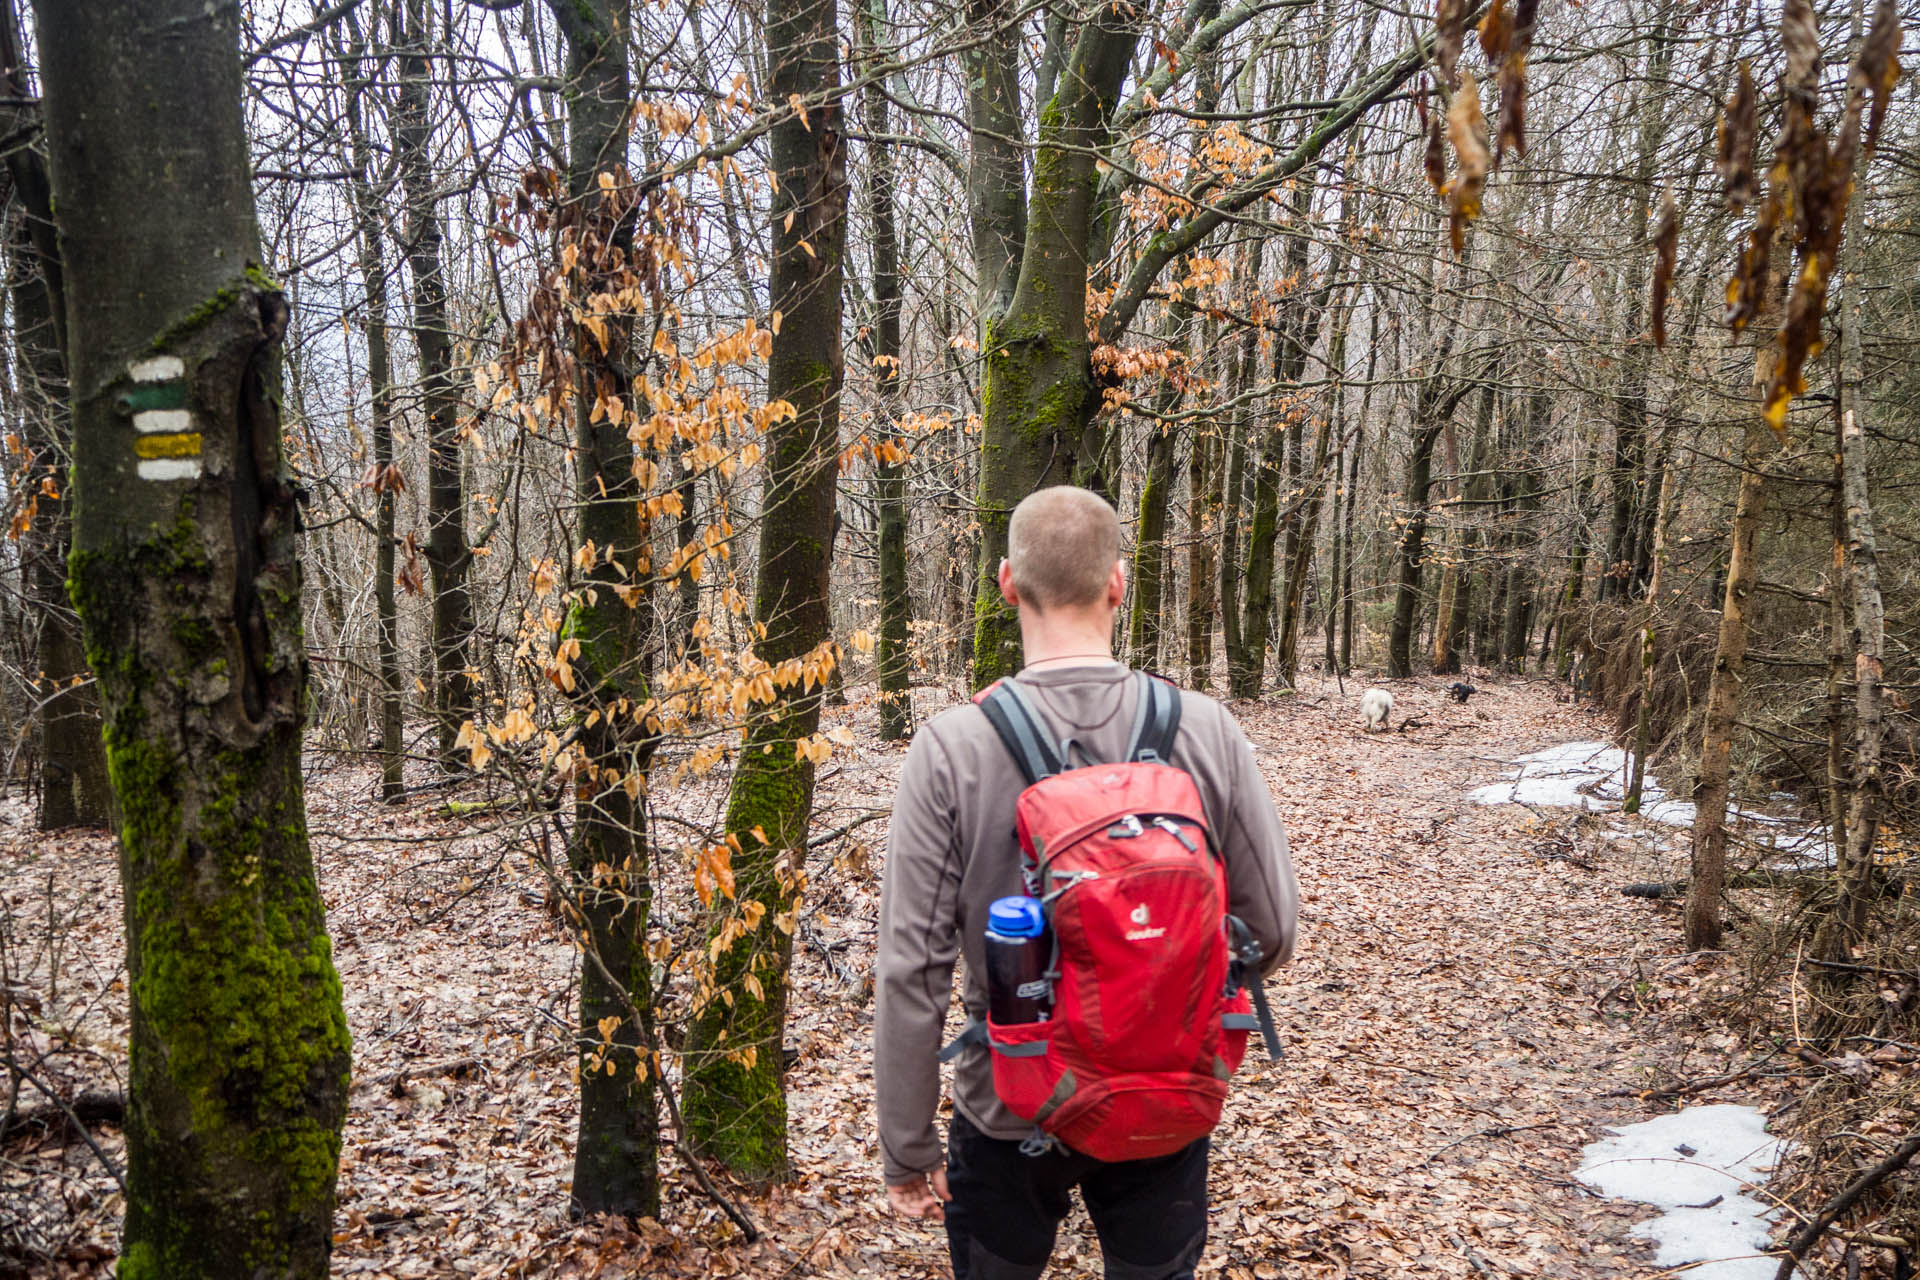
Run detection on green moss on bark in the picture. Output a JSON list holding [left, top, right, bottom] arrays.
[[71, 502, 348, 1277], [683, 728, 805, 1180]]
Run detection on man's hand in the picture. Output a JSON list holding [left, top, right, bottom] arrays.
[[886, 1168, 951, 1220]]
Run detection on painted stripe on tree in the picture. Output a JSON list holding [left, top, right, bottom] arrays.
[[136, 457, 202, 481], [133, 432, 202, 460], [133, 408, 193, 434], [129, 355, 185, 382]]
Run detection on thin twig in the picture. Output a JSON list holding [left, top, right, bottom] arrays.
[[10, 1066, 127, 1197], [1773, 1129, 1920, 1280]]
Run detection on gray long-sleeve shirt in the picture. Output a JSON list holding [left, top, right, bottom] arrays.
[[874, 662, 1297, 1183]]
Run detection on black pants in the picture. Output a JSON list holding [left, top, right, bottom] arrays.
[[943, 1113, 1209, 1280]]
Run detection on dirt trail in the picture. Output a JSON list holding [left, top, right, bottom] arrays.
[[802, 674, 1737, 1278], [1, 674, 1752, 1278]]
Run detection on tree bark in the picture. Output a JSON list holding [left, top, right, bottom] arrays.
[[1685, 411, 1776, 951], [1186, 341, 1223, 688], [1497, 386, 1544, 672], [0, 4, 109, 830], [1234, 176, 1320, 698], [967, 10, 1146, 688], [963, 0, 1024, 343], [1274, 321, 1342, 688], [1336, 313, 1377, 675], [393, 0, 475, 769], [1432, 382, 1493, 676], [1600, 3, 1677, 600], [544, 0, 661, 1218], [1387, 416, 1447, 680], [1128, 315, 1190, 668], [1624, 430, 1677, 812], [682, 0, 846, 1179], [860, 0, 912, 741], [1128, 417, 1179, 669], [1549, 431, 1602, 677], [34, 0, 350, 1271], [1813, 404, 1886, 1007], [1812, 117, 1886, 1024], [335, 21, 405, 804], [1218, 240, 1262, 688]]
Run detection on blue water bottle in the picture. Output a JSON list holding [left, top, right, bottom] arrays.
[[985, 896, 1051, 1023]]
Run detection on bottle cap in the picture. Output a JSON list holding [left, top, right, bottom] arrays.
[[987, 896, 1046, 939]]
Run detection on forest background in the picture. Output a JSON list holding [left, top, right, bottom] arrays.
[[2, 0, 1920, 1274]]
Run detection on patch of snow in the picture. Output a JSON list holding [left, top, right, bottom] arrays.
[[1472, 741, 1834, 863], [1576, 1104, 1786, 1280], [1467, 741, 1627, 810]]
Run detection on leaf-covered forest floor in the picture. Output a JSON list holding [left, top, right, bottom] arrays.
[[2, 673, 1799, 1278]]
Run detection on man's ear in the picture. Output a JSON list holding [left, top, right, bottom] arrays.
[[997, 558, 1020, 608], [1106, 560, 1126, 609]]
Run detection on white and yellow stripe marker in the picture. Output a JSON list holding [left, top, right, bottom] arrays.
[[125, 355, 201, 480]]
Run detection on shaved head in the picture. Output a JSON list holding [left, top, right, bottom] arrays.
[[1006, 486, 1122, 612]]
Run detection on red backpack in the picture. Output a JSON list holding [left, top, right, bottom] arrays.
[[941, 671, 1282, 1162]]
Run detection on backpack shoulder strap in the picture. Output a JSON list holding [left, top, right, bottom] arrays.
[[1125, 670, 1183, 765], [975, 678, 1064, 785]]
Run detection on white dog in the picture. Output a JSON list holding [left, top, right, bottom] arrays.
[[1360, 688, 1393, 732]]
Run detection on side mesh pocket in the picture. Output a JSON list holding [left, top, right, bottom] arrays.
[[985, 1017, 1073, 1124]]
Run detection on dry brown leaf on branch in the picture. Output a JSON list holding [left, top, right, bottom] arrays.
[[1765, 249, 1830, 437], [1725, 0, 1821, 344], [1781, 0, 1820, 99], [1651, 190, 1679, 349], [1725, 167, 1780, 334], [1445, 75, 1490, 253], [1715, 61, 1757, 212], [1435, 0, 1467, 87], [1756, 0, 1839, 436], [1420, 89, 1448, 193], [1761, 0, 1904, 439], [1477, 0, 1512, 61], [1855, 0, 1903, 155], [1489, 0, 1539, 167], [1510, 0, 1539, 49], [1496, 51, 1528, 166]]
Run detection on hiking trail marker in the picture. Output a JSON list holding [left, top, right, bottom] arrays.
[[123, 355, 201, 481]]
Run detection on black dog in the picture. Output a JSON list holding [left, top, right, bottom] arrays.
[[1447, 682, 1477, 704]]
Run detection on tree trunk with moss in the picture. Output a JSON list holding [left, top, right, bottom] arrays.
[[1548, 434, 1601, 678], [1186, 373, 1221, 688], [34, 0, 350, 1271], [1217, 240, 1262, 689], [393, 0, 474, 769], [1232, 177, 1319, 699], [1432, 382, 1492, 677], [1275, 297, 1349, 689], [965, 0, 1025, 346], [544, 0, 661, 1218], [1127, 419, 1178, 668], [0, 8, 110, 831], [860, 0, 912, 741], [681, 0, 846, 1180], [1386, 416, 1446, 680], [1333, 315, 1375, 676], [1386, 300, 1473, 679], [967, 12, 1146, 689], [1127, 315, 1190, 669], [335, 22, 405, 804]]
